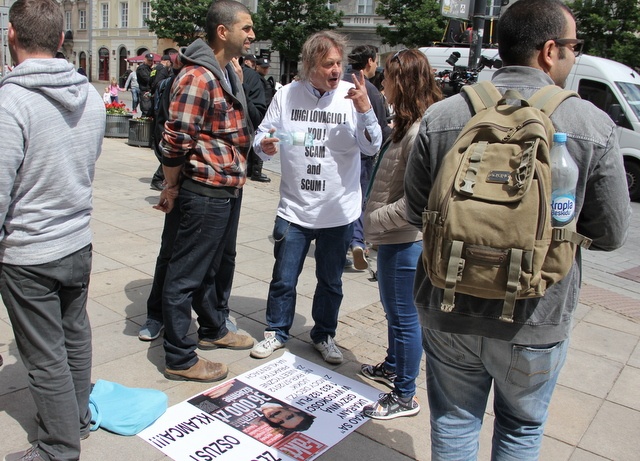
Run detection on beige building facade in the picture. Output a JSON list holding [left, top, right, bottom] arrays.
[[60, 0, 178, 82], [2, 0, 395, 83]]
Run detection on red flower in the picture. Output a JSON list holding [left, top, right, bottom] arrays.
[[105, 102, 130, 115]]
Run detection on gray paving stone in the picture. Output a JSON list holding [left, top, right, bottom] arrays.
[[568, 448, 611, 461], [558, 349, 624, 398], [628, 342, 640, 368], [607, 365, 640, 411], [579, 401, 640, 461], [546, 385, 602, 445], [570, 321, 638, 363]]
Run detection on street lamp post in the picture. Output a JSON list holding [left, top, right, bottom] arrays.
[[468, 0, 488, 70]]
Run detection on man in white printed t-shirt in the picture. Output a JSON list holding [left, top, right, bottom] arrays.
[[250, 30, 382, 364]]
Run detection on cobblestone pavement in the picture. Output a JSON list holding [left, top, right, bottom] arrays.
[[1, 128, 639, 460]]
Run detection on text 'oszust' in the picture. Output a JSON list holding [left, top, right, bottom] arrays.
[[188, 435, 240, 460]]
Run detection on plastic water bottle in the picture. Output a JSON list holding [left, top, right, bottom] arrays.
[[269, 131, 314, 153], [550, 132, 579, 227]]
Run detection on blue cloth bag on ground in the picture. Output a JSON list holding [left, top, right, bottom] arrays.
[[89, 379, 168, 436]]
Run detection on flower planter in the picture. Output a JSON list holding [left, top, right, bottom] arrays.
[[105, 114, 133, 138], [128, 118, 153, 147]]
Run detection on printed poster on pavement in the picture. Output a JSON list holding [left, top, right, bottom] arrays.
[[138, 352, 381, 461]]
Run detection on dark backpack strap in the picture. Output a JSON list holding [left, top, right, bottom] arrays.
[[462, 81, 503, 114], [528, 85, 579, 116]]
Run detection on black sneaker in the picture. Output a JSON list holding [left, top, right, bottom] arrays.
[[250, 173, 271, 182], [363, 391, 420, 420], [150, 179, 164, 191], [360, 362, 396, 389]]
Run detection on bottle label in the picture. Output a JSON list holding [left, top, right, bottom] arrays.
[[551, 194, 575, 224]]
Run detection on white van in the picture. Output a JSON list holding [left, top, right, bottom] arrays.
[[419, 47, 640, 200], [566, 55, 640, 201]]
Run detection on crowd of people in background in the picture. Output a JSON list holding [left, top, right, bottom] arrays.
[[0, 0, 632, 460]]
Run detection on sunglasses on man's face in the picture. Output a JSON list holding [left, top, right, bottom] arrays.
[[552, 38, 584, 57]]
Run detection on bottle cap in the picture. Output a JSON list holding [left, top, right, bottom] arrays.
[[553, 132, 567, 142]]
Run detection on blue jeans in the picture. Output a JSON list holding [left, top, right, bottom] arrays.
[[377, 241, 422, 398], [266, 216, 353, 343], [162, 189, 241, 369], [0, 245, 93, 461], [147, 190, 241, 324], [423, 328, 569, 461], [131, 87, 140, 111]]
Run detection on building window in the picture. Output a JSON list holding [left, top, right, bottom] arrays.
[[120, 2, 128, 28], [357, 0, 373, 14], [141, 1, 150, 26], [79, 10, 86, 30], [326, 1, 336, 11], [101, 3, 109, 29], [65, 11, 71, 31]]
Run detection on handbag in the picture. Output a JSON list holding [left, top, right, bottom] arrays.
[[140, 91, 154, 115], [89, 379, 168, 436]]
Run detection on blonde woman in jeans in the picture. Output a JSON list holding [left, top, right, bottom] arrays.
[[361, 49, 442, 419]]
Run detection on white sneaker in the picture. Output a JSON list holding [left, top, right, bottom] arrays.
[[314, 335, 343, 364], [251, 331, 284, 359]]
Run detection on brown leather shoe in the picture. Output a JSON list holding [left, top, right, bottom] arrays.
[[164, 357, 228, 383], [198, 331, 254, 350]]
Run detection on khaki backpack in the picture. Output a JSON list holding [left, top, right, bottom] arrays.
[[422, 81, 592, 323]]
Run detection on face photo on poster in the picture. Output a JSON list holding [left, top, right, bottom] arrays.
[[188, 379, 322, 452], [138, 353, 382, 461]]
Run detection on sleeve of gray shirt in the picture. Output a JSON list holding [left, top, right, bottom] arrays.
[[575, 125, 631, 251]]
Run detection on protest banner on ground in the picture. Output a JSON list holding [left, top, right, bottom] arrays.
[[138, 352, 381, 461]]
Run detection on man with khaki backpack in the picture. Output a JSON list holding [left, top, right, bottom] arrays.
[[405, 0, 630, 459]]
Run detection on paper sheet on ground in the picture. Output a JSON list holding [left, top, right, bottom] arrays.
[[138, 352, 381, 461]]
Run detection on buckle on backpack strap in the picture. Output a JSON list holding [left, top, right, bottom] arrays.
[[514, 141, 536, 189], [499, 248, 522, 323], [459, 143, 488, 196], [422, 211, 441, 227], [441, 241, 465, 313], [440, 302, 455, 313], [552, 227, 592, 249]]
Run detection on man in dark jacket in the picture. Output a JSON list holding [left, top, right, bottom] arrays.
[[147, 54, 184, 191], [343, 45, 391, 271], [243, 54, 270, 182], [256, 57, 275, 106], [136, 53, 154, 116], [150, 54, 172, 94]]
